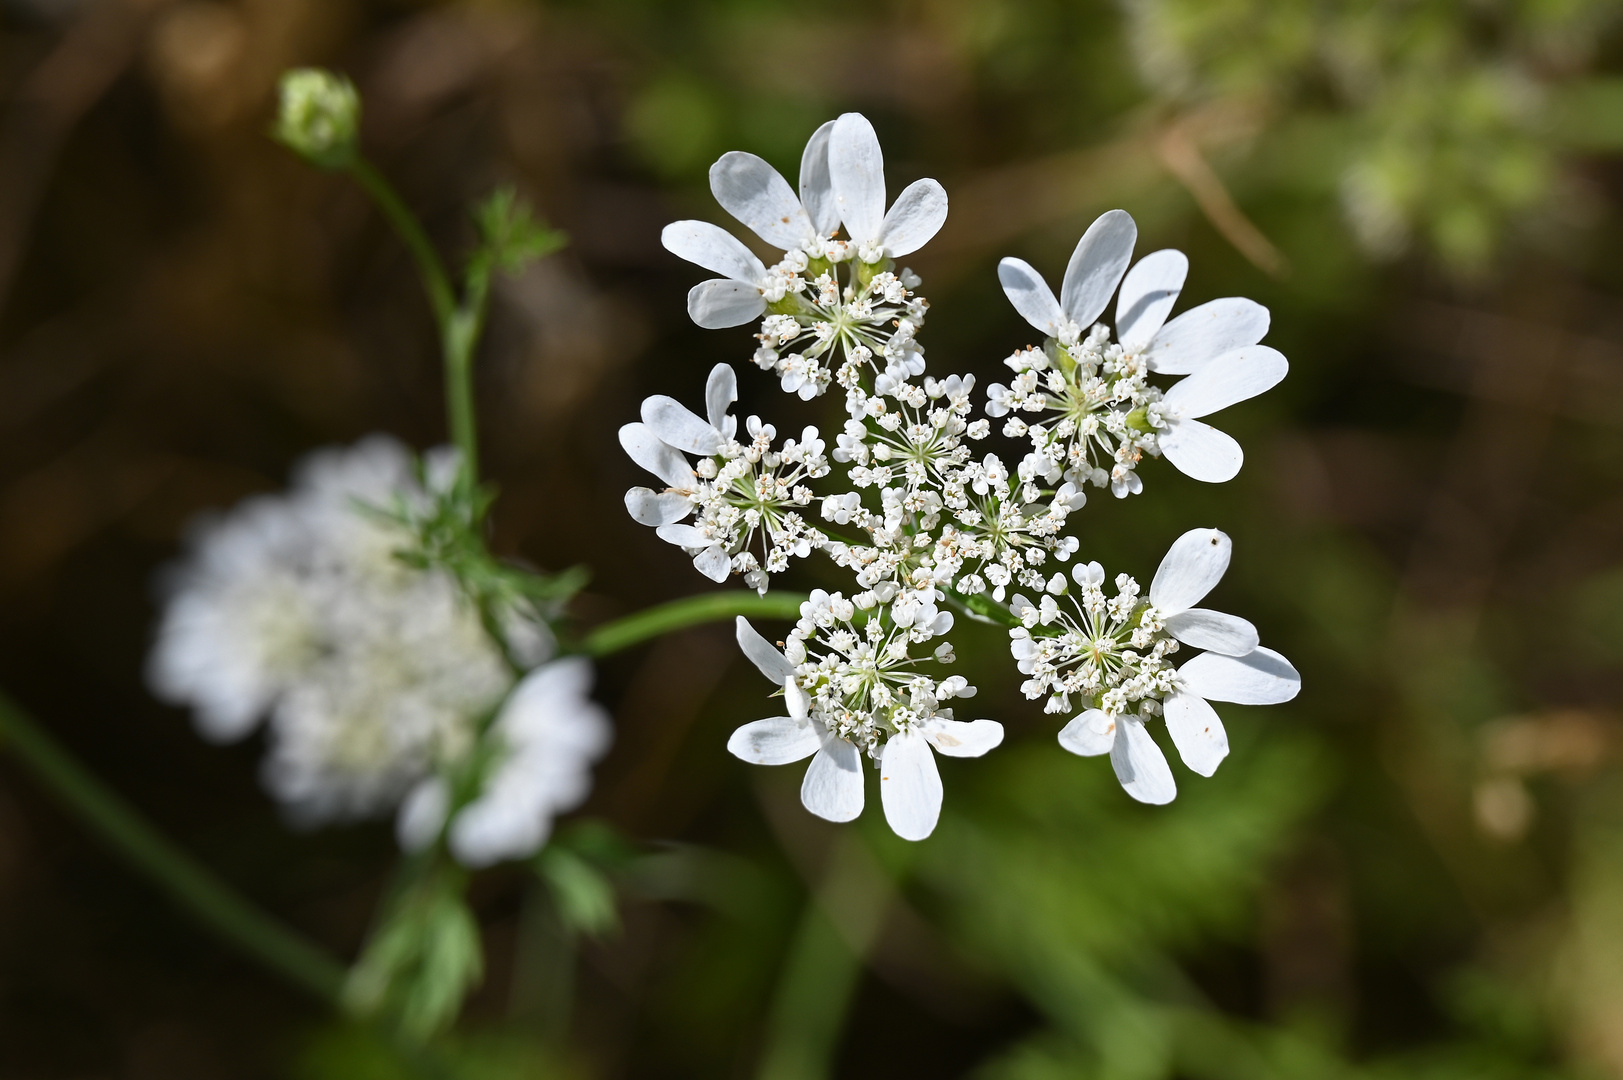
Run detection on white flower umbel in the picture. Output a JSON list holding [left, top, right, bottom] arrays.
[[1032, 529, 1300, 804], [990, 210, 1287, 495], [623, 363, 830, 593], [662, 113, 945, 400], [149, 436, 515, 823], [635, 116, 1301, 832], [397, 658, 613, 868], [727, 614, 1001, 841]]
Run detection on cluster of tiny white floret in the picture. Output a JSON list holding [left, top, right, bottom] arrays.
[[988, 328, 1163, 499], [1009, 563, 1179, 717], [149, 436, 609, 866], [630, 113, 1301, 838]]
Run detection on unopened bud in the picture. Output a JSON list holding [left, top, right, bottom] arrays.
[[272, 68, 360, 168]]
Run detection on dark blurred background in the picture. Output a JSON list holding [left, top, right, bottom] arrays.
[[2, 0, 1623, 1076]]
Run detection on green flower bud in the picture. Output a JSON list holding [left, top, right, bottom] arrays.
[[1125, 406, 1154, 433], [272, 68, 360, 169]]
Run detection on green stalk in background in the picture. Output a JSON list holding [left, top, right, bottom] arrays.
[[0, 690, 346, 1004]]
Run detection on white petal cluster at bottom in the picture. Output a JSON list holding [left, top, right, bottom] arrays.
[[727, 617, 1002, 841]]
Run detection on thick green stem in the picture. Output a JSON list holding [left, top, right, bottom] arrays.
[[580, 592, 807, 658], [0, 690, 347, 1004]]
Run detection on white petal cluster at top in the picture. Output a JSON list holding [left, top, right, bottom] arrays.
[[148, 436, 609, 866], [626, 113, 1301, 839]]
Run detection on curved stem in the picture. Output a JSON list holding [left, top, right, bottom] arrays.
[[349, 158, 455, 327], [580, 591, 808, 658], [349, 157, 486, 481], [0, 690, 346, 1004]]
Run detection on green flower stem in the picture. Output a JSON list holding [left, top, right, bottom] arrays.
[[0, 689, 347, 1005], [579, 591, 808, 658], [349, 158, 455, 326], [348, 157, 482, 479]]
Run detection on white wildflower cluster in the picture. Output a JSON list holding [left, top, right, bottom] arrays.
[[992, 217, 1287, 495], [627, 114, 1301, 838], [149, 436, 609, 866], [623, 364, 830, 592]]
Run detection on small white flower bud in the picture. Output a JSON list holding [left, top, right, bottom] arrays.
[[273, 68, 360, 168]]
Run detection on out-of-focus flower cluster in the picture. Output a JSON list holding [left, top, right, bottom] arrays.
[[625, 114, 1300, 839], [149, 436, 609, 867]]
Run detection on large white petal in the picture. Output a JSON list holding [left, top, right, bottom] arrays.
[[656, 523, 712, 548], [735, 616, 796, 685], [642, 396, 721, 455], [880, 730, 943, 841], [705, 363, 738, 436], [661, 220, 767, 283], [921, 717, 1003, 758], [1116, 248, 1188, 352], [1163, 346, 1288, 419], [727, 715, 821, 765], [693, 545, 732, 582], [1178, 647, 1301, 705], [828, 112, 886, 244], [997, 257, 1066, 337], [1110, 715, 1177, 805], [624, 487, 690, 526], [878, 178, 947, 257], [686, 279, 766, 329], [1159, 417, 1243, 483], [710, 151, 812, 251], [1164, 608, 1258, 656], [1163, 691, 1229, 777], [799, 119, 839, 237], [1149, 527, 1231, 613], [618, 422, 692, 489], [1145, 297, 1270, 374], [801, 738, 865, 822], [1061, 209, 1137, 328], [1058, 709, 1117, 757]]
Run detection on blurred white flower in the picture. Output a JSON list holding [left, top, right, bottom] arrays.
[[149, 436, 516, 824], [398, 658, 613, 868]]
